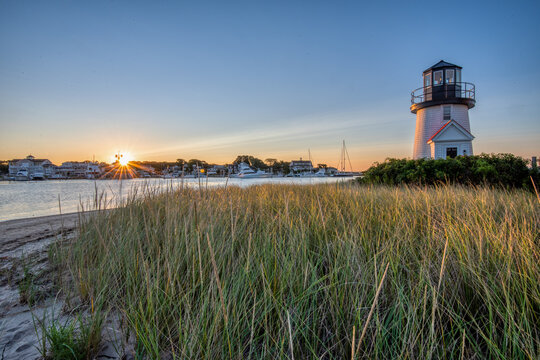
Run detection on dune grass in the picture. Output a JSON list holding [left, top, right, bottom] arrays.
[[57, 183, 539, 359]]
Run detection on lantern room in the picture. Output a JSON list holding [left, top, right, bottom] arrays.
[[411, 60, 475, 114]]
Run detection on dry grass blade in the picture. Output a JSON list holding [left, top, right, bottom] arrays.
[[530, 176, 540, 203], [351, 326, 356, 360], [437, 238, 449, 292], [356, 262, 390, 355], [287, 310, 295, 360], [206, 233, 228, 324]]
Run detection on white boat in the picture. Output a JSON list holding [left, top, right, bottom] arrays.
[[311, 168, 328, 177], [237, 162, 271, 178], [334, 171, 355, 177], [15, 169, 30, 181], [31, 172, 45, 180]]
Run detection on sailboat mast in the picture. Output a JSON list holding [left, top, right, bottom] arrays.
[[344, 142, 353, 172], [340, 140, 346, 172]]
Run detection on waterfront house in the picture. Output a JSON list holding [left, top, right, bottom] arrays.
[[8, 155, 56, 179], [290, 159, 314, 173], [57, 161, 102, 179]]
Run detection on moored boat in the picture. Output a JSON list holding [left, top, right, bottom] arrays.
[[237, 162, 271, 178]]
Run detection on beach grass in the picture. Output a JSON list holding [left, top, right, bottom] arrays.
[[34, 307, 104, 360], [56, 183, 539, 359]]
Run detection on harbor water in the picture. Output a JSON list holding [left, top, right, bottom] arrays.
[[0, 177, 350, 221]]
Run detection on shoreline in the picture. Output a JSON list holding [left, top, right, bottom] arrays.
[[0, 210, 121, 360], [0, 210, 83, 225]]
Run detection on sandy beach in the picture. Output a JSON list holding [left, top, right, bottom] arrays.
[[0, 211, 123, 359]]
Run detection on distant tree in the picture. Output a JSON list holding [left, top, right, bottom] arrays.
[[273, 160, 290, 175], [264, 158, 278, 173], [233, 155, 267, 169], [186, 159, 208, 173], [176, 159, 186, 167], [265, 158, 277, 167], [0, 161, 8, 174]]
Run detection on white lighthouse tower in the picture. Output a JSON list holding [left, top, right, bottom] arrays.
[[410, 60, 476, 159]]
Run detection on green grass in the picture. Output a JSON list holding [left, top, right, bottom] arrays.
[[34, 306, 104, 360], [18, 265, 38, 306], [57, 183, 539, 359]]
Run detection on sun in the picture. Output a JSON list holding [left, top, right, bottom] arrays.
[[114, 152, 131, 166], [119, 156, 129, 166]]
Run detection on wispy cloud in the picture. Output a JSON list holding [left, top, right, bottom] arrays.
[[139, 108, 402, 157]]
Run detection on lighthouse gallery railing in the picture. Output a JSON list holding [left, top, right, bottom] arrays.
[[411, 82, 475, 105]]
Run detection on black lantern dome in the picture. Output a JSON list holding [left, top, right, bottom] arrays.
[[410, 60, 475, 113]]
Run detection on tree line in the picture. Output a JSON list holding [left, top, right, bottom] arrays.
[[132, 156, 292, 174]]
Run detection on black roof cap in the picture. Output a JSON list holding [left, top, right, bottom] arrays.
[[423, 60, 462, 73]]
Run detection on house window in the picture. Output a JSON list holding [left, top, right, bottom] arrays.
[[433, 70, 443, 86], [443, 106, 451, 121], [424, 72, 432, 87], [445, 69, 454, 84], [446, 147, 457, 158]]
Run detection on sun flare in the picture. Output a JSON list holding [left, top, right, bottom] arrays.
[[114, 152, 131, 166]]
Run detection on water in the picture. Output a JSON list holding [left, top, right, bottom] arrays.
[[0, 177, 349, 221]]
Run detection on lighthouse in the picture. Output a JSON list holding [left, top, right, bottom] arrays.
[[410, 60, 476, 159]]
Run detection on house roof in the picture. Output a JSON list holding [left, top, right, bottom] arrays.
[[10, 158, 49, 164], [424, 60, 462, 73], [427, 120, 474, 144]]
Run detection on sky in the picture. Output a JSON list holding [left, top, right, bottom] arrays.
[[1, 0, 539, 171]]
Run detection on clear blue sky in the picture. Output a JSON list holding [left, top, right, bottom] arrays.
[[1, 0, 539, 169]]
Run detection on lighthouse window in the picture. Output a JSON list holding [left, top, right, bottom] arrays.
[[445, 69, 454, 84], [456, 69, 461, 83], [424, 72, 432, 87], [433, 71, 443, 86], [443, 106, 451, 120]]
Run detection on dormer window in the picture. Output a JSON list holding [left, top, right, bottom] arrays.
[[445, 69, 454, 84], [433, 70, 443, 86]]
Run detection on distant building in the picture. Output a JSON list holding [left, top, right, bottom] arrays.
[[57, 161, 102, 179], [410, 60, 476, 159], [290, 159, 313, 172], [86, 162, 102, 179], [207, 165, 227, 176], [8, 155, 56, 179]]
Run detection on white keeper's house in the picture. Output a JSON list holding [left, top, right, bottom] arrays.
[[410, 60, 476, 159]]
